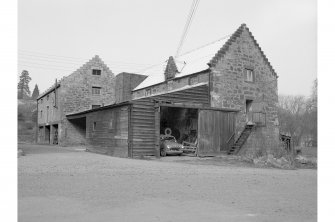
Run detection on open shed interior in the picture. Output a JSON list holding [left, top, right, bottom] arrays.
[[160, 106, 198, 145]]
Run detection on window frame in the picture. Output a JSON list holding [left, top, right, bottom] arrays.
[[92, 86, 102, 95], [91, 105, 101, 109], [92, 69, 102, 75], [244, 68, 255, 83], [93, 121, 97, 131], [145, 88, 152, 96]]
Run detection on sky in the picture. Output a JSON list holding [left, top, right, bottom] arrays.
[[18, 0, 316, 96]]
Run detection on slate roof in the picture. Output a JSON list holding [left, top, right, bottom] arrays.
[[133, 24, 278, 91], [133, 35, 231, 91]]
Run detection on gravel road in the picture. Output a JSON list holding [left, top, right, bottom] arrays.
[[18, 144, 317, 222]]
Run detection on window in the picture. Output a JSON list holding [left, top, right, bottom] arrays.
[[40, 99, 43, 104], [245, 69, 254, 82], [189, 76, 199, 85], [46, 106, 49, 122], [92, 105, 101, 109], [92, 69, 101, 75], [47, 95, 49, 100], [93, 122, 97, 131], [145, 89, 151, 96], [40, 110, 43, 118], [92, 87, 101, 95]]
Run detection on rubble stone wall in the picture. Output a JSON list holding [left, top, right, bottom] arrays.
[[210, 28, 280, 156], [37, 56, 116, 146]]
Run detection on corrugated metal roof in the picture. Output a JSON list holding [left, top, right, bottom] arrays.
[[133, 35, 231, 91]]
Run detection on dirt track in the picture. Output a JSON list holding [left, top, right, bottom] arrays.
[[18, 144, 317, 222]]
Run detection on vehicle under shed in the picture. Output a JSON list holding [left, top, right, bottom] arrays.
[[66, 84, 238, 158]]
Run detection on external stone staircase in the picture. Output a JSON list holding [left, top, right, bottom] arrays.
[[227, 124, 255, 155]]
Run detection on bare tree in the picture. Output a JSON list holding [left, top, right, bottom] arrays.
[[278, 95, 306, 146], [304, 79, 317, 146]]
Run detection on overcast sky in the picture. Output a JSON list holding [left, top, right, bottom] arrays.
[[18, 0, 316, 96]]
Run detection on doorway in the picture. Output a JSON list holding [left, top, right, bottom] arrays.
[[160, 106, 198, 144], [52, 124, 58, 144], [246, 99, 253, 122], [45, 125, 50, 144]]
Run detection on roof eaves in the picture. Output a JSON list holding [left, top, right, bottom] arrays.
[[37, 83, 60, 100], [66, 101, 130, 117]]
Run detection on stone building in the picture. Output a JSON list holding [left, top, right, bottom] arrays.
[[37, 55, 116, 145], [37, 56, 147, 146], [38, 24, 282, 158], [131, 23, 280, 157]]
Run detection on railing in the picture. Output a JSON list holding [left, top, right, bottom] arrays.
[[247, 112, 266, 126]]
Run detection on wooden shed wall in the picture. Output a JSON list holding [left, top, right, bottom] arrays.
[[130, 84, 210, 157], [86, 105, 130, 157]]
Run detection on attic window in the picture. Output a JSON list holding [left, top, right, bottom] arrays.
[[189, 76, 199, 85], [92, 69, 101, 75], [244, 68, 254, 82], [92, 87, 101, 95], [145, 89, 152, 96], [47, 95, 49, 100]]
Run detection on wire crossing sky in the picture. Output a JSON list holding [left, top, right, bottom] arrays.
[[18, 0, 316, 96], [175, 0, 200, 57]]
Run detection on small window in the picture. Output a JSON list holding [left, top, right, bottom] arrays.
[[145, 89, 151, 96], [189, 76, 199, 85], [92, 87, 101, 95], [92, 69, 101, 75], [47, 95, 49, 100], [40, 99, 43, 104], [92, 105, 101, 109], [93, 122, 97, 131], [46, 106, 49, 122], [40, 110, 43, 118], [245, 69, 254, 82]]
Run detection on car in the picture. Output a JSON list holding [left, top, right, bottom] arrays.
[[160, 135, 183, 157]]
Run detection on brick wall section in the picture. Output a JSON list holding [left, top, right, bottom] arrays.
[[210, 27, 280, 157], [115, 72, 147, 103], [132, 72, 209, 99], [86, 105, 129, 157]]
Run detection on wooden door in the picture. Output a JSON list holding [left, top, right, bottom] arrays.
[[197, 110, 235, 156]]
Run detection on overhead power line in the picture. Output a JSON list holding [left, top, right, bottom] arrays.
[[177, 34, 232, 57], [175, 0, 200, 57], [18, 50, 152, 66]]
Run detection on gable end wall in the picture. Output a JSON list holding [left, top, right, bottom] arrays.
[[210, 28, 280, 157]]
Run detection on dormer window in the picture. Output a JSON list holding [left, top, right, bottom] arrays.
[[92, 69, 101, 75]]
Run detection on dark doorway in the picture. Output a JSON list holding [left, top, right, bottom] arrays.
[[160, 106, 198, 144], [68, 117, 87, 145], [246, 99, 253, 122], [52, 124, 58, 145], [45, 125, 50, 144]]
